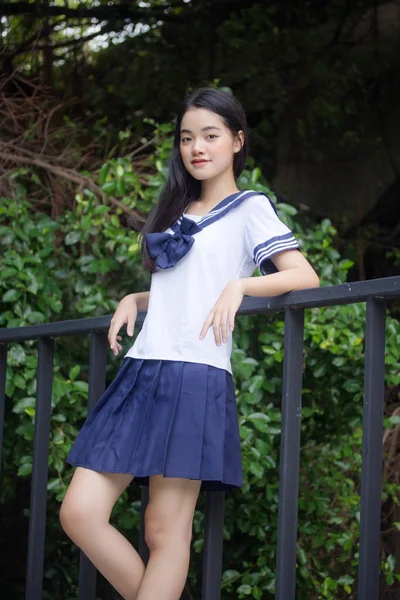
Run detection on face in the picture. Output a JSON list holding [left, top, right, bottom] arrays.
[[179, 107, 243, 181]]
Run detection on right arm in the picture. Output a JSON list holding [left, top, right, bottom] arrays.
[[133, 291, 150, 311], [108, 291, 150, 356]]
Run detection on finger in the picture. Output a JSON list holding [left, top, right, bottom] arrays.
[[116, 336, 122, 341], [199, 312, 214, 340], [213, 312, 222, 345], [220, 311, 229, 343], [109, 318, 124, 346], [127, 314, 135, 336], [108, 320, 118, 345], [228, 309, 235, 333], [107, 319, 115, 344]]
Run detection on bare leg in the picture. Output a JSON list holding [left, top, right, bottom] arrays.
[[136, 475, 202, 600], [59, 467, 145, 600]]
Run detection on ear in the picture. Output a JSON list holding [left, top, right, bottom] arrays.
[[233, 130, 245, 153]]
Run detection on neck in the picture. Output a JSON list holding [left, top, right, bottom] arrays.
[[198, 171, 239, 206]]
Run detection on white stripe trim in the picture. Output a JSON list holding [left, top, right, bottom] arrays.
[[199, 190, 254, 225], [255, 238, 298, 260], [256, 239, 298, 261], [256, 242, 299, 265]]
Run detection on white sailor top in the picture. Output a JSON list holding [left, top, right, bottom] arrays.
[[125, 190, 299, 374]]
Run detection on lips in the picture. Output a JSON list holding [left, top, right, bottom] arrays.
[[192, 159, 210, 164]]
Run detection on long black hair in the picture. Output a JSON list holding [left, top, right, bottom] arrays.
[[140, 87, 249, 272]]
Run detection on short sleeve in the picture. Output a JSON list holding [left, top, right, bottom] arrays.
[[244, 194, 300, 275]]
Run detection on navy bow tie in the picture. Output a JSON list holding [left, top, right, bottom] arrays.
[[145, 216, 202, 270]]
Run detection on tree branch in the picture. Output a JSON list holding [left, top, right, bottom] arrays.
[[0, 2, 192, 23], [37, 24, 115, 51], [0, 147, 147, 229]]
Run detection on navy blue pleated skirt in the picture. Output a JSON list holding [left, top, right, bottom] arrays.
[[66, 358, 243, 492]]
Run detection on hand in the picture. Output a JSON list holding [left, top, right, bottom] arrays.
[[199, 279, 244, 346], [108, 294, 138, 356]]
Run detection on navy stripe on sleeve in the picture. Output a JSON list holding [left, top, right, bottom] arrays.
[[253, 232, 299, 268]]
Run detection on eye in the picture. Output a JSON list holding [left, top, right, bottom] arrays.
[[207, 134, 218, 140], [180, 137, 191, 143]]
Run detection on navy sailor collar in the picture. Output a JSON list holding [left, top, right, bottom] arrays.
[[173, 189, 277, 232], [145, 189, 277, 270]]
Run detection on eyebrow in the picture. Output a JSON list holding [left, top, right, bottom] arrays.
[[180, 126, 222, 134]]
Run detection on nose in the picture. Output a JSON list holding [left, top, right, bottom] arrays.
[[192, 138, 205, 155]]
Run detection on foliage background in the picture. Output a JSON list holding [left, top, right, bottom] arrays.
[[0, 1, 400, 599]]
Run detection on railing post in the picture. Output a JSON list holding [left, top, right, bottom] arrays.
[[358, 297, 386, 600], [0, 343, 7, 480], [26, 337, 54, 600], [78, 330, 108, 600], [139, 485, 150, 565], [275, 308, 304, 600], [202, 491, 225, 600]]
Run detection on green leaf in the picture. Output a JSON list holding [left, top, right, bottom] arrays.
[[47, 297, 63, 313], [65, 231, 81, 245], [277, 202, 297, 216], [337, 575, 354, 585], [14, 373, 26, 389], [387, 554, 396, 572], [73, 380, 89, 393], [93, 205, 110, 215], [237, 584, 252, 595], [3, 289, 20, 302], [47, 478, 62, 492], [248, 412, 270, 432], [222, 569, 241, 582], [9, 345, 27, 365], [313, 364, 326, 378], [15, 422, 34, 440], [254, 439, 269, 455], [13, 396, 35, 414], [1, 267, 18, 278], [101, 181, 116, 195], [52, 429, 65, 445], [18, 463, 32, 477], [99, 163, 109, 185], [26, 311, 45, 324], [69, 365, 81, 381], [297, 545, 307, 565], [249, 462, 264, 478], [248, 375, 264, 394], [251, 167, 261, 183]]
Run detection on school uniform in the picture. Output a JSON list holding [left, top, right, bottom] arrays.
[[67, 190, 299, 491]]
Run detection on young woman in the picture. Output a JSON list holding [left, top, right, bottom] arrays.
[[60, 88, 319, 600]]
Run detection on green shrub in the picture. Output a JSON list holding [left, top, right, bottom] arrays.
[[0, 124, 399, 599]]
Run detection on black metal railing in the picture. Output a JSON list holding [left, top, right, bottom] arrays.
[[0, 275, 399, 600]]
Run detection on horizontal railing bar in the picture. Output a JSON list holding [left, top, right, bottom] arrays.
[[0, 316, 132, 343], [0, 276, 399, 343], [240, 275, 400, 315]]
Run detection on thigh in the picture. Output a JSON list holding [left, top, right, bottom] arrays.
[[62, 466, 134, 521], [145, 476, 201, 536]]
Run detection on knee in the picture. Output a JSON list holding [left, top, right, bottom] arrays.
[[59, 495, 94, 540], [144, 506, 192, 551]]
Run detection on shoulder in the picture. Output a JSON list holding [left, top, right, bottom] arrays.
[[241, 191, 278, 217]]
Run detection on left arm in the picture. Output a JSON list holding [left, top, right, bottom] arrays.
[[199, 250, 319, 345], [239, 249, 319, 297]]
